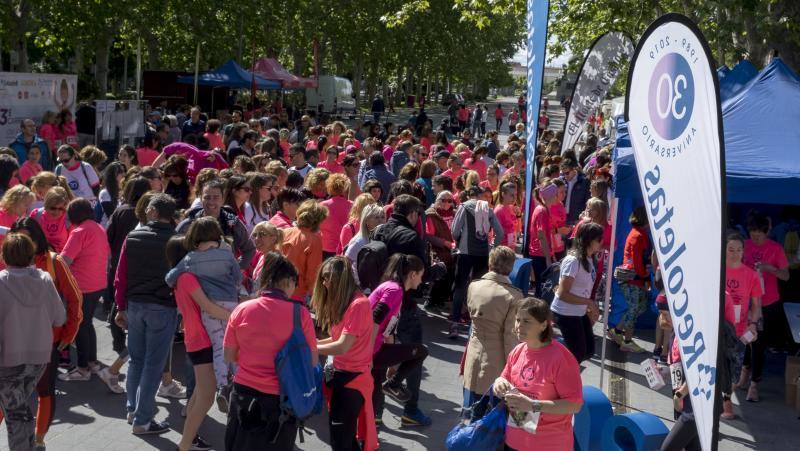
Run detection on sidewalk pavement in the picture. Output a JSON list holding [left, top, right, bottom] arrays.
[[2, 301, 796, 450]]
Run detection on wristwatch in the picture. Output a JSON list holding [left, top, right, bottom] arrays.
[[531, 400, 542, 413], [674, 391, 684, 399]]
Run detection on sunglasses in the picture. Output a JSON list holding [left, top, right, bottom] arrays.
[[420, 153, 429, 158], [238, 186, 252, 193], [441, 199, 454, 204], [47, 206, 66, 212]]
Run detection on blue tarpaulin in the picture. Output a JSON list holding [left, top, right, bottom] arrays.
[[718, 60, 758, 101], [177, 60, 281, 90]]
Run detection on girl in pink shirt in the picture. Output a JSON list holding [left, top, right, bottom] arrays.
[[338, 193, 376, 255], [165, 237, 233, 451], [319, 174, 353, 258], [494, 298, 583, 451], [0, 185, 35, 228], [56, 110, 79, 149], [19, 145, 43, 183], [312, 257, 377, 451], [549, 179, 568, 258], [30, 187, 71, 253], [494, 182, 518, 248], [528, 182, 557, 295], [223, 253, 318, 449], [135, 135, 160, 167], [40, 111, 59, 151]]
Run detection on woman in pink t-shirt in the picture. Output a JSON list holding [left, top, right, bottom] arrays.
[[741, 212, 786, 403], [338, 193, 376, 255], [19, 145, 43, 183], [319, 174, 353, 259], [0, 185, 35, 228], [549, 179, 569, 259], [223, 252, 318, 449], [312, 257, 377, 451], [494, 182, 519, 248], [30, 186, 70, 252], [165, 237, 232, 451], [56, 110, 78, 149], [40, 111, 59, 152], [494, 297, 583, 451], [528, 181, 557, 296], [723, 233, 763, 418], [135, 135, 161, 167], [58, 198, 111, 382]]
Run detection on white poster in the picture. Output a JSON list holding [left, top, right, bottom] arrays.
[[625, 14, 724, 451], [561, 31, 634, 154], [0, 72, 77, 145]]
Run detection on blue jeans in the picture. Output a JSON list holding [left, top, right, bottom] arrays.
[[125, 302, 178, 426]]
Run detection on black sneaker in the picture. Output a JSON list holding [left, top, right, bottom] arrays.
[[382, 381, 411, 403], [190, 435, 211, 450], [132, 420, 170, 435]]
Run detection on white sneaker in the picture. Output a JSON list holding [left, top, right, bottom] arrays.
[[157, 380, 187, 399], [98, 368, 125, 394], [58, 368, 91, 382]]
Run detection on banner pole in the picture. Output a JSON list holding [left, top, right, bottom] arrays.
[[193, 42, 201, 105], [599, 195, 618, 392]]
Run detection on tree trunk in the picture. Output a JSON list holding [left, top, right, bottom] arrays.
[[352, 58, 363, 109], [95, 33, 114, 99]]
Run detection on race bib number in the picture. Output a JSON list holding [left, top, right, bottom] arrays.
[[670, 362, 685, 391]]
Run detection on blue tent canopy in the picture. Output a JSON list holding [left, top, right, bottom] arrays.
[[718, 60, 758, 100], [614, 57, 800, 205], [177, 60, 281, 90]]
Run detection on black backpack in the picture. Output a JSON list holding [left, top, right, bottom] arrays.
[[357, 240, 389, 293], [539, 261, 562, 305]]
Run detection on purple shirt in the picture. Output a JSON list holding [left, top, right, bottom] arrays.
[[162, 142, 228, 182]]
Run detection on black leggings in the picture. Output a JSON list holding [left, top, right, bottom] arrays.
[[554, 313, 595, 362], [328, 383, 364, 451], [743, 301, 787, 383], [371, 342, 428, 416], [76, 290, 103, 368], [660, 415, 701, 451]]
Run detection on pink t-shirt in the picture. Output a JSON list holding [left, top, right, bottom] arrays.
[[317, 160, 345, 174], [224, 292, 317, 395], [204, 132, 224, 151], [382, 146, 394, 164], [31, 208, 70, 253], [338, 219, 359, 255], [743, 239, 788, 306], [441, 167, 464, 182], [725, 264, 763, 336], [174, 273, 212, 353], [162, 142, 229, 182], [39, 123, 59, 150], [368, 281, 404, 354], [61, 220, 111, 293], [528, 205, 553, 258], [494, 204, 517, 247], [501, 341, 583, 451], [19, 160, 42, 183], [331, 296, 373, 373], [268, 211, 293, 229], [464, 158, 487, 179], [136, 147, 160, 167], [550, 203, 567, 253], [320, 196, 353, 253], [0, 209, 18, 228]]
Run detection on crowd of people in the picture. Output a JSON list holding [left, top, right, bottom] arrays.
[[0, 94, 792, 451]]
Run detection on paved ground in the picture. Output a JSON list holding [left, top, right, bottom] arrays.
[[1, 298, 796, 450]]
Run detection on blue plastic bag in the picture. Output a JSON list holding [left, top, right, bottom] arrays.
[[446, 394, 507, 451]]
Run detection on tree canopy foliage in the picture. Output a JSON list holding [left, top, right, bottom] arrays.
[[0, 0, 522, 104]]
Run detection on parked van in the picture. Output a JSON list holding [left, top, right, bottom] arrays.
[[306, 76, 356, 115]]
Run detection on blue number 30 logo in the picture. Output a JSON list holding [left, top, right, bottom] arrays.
[[647, 53, 694, 140]]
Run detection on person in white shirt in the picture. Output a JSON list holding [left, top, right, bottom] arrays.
[[54, 145, 99, 206], [550, 221, 604, 363]]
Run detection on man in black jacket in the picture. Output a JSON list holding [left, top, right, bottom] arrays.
[[561, 158, 591, 225], [373, 194, 426, 264], [113, 193, 177, 435]]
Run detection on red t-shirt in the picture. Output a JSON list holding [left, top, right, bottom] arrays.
[[743, 239, 788, 306], [549, 203, 567, 253], [174, 273, 212, 352], [725, 264, 763, 336], [494, 204, 517, 247], [224, 292, 317, 395], [136, 147, 160, 167], [501, 341, 582, 451], [331, 296, 373, 373]]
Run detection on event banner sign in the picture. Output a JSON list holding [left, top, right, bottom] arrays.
[[561, 32, 635, 154], [523, 0, 549, 247], [625, 14, 725, 451], [0, 72, 77, 145]]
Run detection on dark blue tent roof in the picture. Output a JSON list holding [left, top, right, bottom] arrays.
[[718, 60, 758, 100], [614, 58, 800, 205], [177, 60, 280, 90]]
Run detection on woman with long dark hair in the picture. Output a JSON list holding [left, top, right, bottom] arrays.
[[369, 254, 431, 427], [163, 155, 191, 210], [312, 257, 377, 451], [611, 206, 651, 353], [99, 161, 127, 221], [243, 173, 276, 233], [551, 222, 604, 363], [223, 174, 251, 223]]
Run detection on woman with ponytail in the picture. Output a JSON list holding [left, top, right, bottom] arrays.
[[528, 178, 557, 296], [369, 254, 431, 427]]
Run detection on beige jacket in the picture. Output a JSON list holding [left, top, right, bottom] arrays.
[[463, 271, 524, 394]]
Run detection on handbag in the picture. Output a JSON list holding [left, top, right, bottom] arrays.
[[613, 266, 637, 283], [446, 390, 507, 451]]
